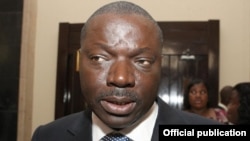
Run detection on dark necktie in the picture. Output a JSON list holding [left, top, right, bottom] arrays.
[[100, 132, 133, 141]]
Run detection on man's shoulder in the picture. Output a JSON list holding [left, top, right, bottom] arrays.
[[53, 111, 86, 123], [39, 111, 86, 130], [35, 110, 92, 133], [31, 111, 92, 141], [178, 110, 221, 124], [157, 97, 221, 125]]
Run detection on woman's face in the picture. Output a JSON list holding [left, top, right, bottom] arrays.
[[188, 83, 208, 110], [227, 90, 240, 124]]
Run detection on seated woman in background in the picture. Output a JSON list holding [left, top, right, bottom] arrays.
[[182, 78, 228, 124], [227, 82, 250, 125]]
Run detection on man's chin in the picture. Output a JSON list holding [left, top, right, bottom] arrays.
[[101, 115, 135, 129]]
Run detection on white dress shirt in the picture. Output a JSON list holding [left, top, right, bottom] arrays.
[[92, 102, 158, 141]]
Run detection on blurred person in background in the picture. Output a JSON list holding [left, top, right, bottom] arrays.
[[183, 78, 228, 124], [218, 85, 233, 113], [227, 82, 250, 125]]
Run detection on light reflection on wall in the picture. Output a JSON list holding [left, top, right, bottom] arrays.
[[159, 91, 183, 110]]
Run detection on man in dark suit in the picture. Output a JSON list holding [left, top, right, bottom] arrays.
[[31, 1, 219, 141]]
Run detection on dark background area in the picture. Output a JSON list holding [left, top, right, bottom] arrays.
[[0, 0, 23, 140]]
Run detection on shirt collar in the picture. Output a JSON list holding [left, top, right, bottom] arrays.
[[92, 102, 158, 141]]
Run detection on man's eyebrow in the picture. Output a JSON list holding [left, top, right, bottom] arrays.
[[82, 43, 154, 57], [129, 47, 152, 56], [79, 43, 109, 52]]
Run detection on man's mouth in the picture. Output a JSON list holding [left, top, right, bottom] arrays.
[[100, 97, 136, 115]]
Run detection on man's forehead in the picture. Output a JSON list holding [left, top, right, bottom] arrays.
[[89, 13, 151, 25]]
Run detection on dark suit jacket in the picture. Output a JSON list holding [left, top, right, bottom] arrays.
[[31, 97, 219, 141]]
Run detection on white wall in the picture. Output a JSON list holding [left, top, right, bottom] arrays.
[[29, 0, 250, 134]]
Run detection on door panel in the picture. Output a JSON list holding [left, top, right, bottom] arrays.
[[55, 20, 219, 119], [159, 54, 209, 109], [158, 21, 219, 110]]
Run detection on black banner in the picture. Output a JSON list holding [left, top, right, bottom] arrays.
[[159, 125, 249, 140]]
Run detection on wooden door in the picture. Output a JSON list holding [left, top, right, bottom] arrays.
[[158, 21, 219, 109], [55, 24, 85, 119], [55, 20, 219, 119]]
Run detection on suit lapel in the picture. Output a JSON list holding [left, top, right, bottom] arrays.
[[67, 109, 93, 141], [151, 97, 185, 141]]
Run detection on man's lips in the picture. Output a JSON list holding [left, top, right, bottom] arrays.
[[100, 96, 136, 115]]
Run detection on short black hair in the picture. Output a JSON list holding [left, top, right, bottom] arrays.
[[220, 85, 233, 105], [80, 1, 163, 45]]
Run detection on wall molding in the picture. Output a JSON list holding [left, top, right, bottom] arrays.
[[17, 0, 37, 140]]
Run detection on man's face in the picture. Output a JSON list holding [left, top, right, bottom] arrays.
[[79, 14, 162, 129]]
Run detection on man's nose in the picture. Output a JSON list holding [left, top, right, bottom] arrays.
[[106, 60, 135, 88]]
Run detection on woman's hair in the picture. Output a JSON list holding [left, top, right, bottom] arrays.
[[182, 78, 211, 110], [234, 82, 250, 124]]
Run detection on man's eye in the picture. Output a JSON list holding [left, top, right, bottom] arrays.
[[90, 56, 105, 62], [137, 59, 152, 67]]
